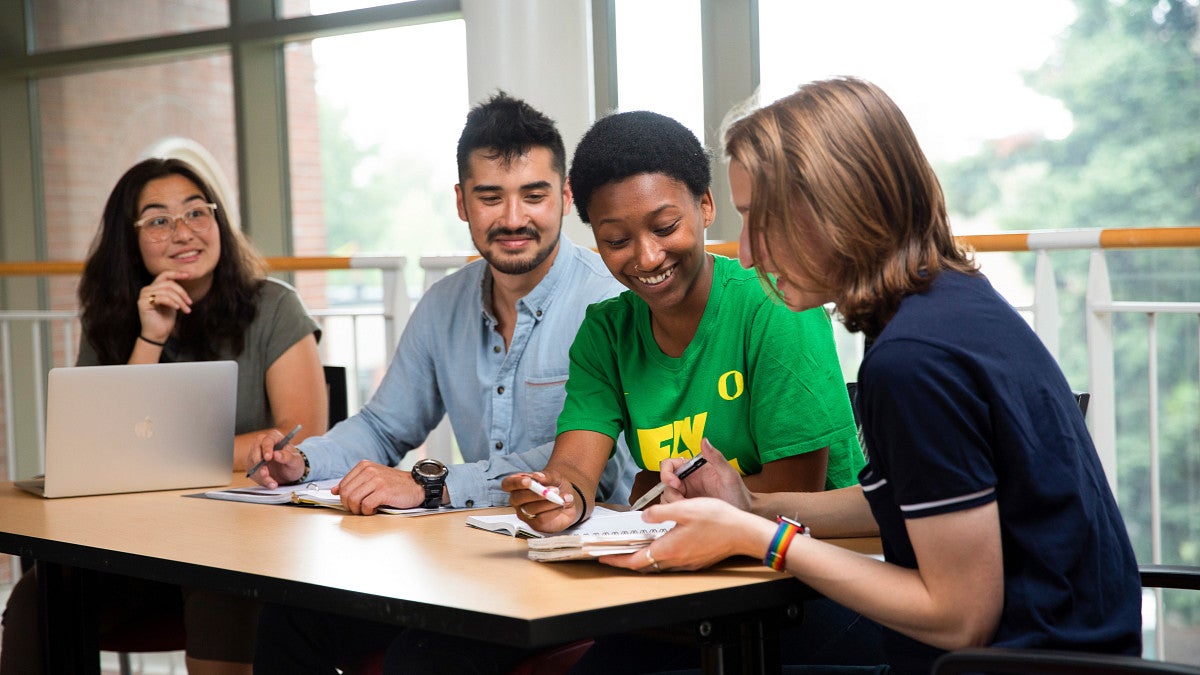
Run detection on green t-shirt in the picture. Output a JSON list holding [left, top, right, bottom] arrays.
[[558, 255, 863, 489]]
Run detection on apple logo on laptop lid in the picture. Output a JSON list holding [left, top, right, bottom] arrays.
[[134, 417, 154, 439]]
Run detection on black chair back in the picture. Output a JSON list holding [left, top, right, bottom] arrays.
[[323, 365, 349, 426]]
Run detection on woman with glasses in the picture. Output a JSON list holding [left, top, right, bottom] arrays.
[[78, 157, 327, 469], [0, 157, 327, 675]]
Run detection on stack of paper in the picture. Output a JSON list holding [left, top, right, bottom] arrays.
[[527, 532, 666, 562], [465, 506, 675, 562]]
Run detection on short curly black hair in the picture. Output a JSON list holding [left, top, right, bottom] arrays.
[[568, 111, 711, 224]]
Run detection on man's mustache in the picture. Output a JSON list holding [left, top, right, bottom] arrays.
[[487, 226, 540, 243]]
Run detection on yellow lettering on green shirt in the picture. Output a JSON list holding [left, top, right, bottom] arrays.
[[673, 412, 707, 457], [636, 423, 673, 468], [636, 412, 708, 469], [718, 370, 745, 401]]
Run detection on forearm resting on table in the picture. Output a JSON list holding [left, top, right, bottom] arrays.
[[749, 485, 879, 537]]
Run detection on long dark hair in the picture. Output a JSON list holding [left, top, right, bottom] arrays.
[[79, 158, 267, 363], [724, 77, 977, 338]]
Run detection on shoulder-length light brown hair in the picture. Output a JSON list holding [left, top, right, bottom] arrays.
[[724, 77, 976, 338]]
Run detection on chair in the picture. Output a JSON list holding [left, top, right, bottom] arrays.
[[103, 365, 352, 674], [325, 364, 350, 425], [931, 565, 1200, 675], [846, 381, 860, 426]]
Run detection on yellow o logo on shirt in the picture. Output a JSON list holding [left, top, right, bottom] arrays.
[[718, 370, 744, 401]]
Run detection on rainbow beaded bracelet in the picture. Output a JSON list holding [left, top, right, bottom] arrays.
[[763, 515, 811, 571]]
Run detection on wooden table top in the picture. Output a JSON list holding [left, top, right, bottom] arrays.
[[0, 475, 881, 646]]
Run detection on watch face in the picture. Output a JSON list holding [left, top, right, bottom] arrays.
[[413, 459, 448, 481]]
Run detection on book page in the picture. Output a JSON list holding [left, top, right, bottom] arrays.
[[466, 506, 673, 538], [205, 478, 340, 504], [525, 518, 673, 563]]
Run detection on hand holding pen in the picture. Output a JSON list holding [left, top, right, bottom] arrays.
[[631, 454, 707, 511], [642, 438, 751, 511], [246, 422, 302, 480], [501, 471, 580, 534]]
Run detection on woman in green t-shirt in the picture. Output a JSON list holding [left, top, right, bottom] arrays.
[[505, 110, 862, 533]]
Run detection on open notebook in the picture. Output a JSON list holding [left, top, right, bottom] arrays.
[[466, 506, 675, 561], [204, 478, 462, 516]]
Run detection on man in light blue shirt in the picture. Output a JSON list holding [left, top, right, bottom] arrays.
[[247, 92, 635, 513]]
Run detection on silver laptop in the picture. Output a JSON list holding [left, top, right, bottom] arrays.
[[16, 361, 237, 498]]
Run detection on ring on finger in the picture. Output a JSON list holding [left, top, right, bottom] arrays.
[[148, 294, 156, 307], [645, 549, 661, 572], [518, 504, 534, 519]]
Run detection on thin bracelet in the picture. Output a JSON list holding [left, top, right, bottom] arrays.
[[296, 449, 311, 483], [763, 515, 811, 571], [138, 334, 167, 347], [569, 482, 588, 528]]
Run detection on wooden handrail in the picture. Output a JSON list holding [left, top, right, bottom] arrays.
[[0, 256, 358, 277], [1, 226, 1197, 277]]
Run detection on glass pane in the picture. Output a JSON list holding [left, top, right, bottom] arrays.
[[759, 0, 1074, 167], [613, 0, 704, 142], [38, 53, 237, 312], [31, 0, 229, 52], [285, 20, 467, 393], [280, 0, 424, 19], [757, 0, 1074, 373]]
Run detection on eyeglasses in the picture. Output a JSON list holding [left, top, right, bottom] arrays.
[[133, 203, 218, 242]]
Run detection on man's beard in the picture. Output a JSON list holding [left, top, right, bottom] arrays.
[[479, 225, 561, 276]]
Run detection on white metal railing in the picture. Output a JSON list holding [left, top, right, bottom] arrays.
[[0, 255, 410, 486]]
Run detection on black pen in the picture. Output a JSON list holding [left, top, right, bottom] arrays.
[[245, 424, 302, 477], [630, 455, 708, 511]]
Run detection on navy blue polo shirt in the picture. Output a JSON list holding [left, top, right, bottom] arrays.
[[857, 270, 1141, 675]]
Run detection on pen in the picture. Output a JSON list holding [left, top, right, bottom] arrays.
[[526, 478, 565, 506], [630, 454, 708, 511], [245, 423, 302, 477]]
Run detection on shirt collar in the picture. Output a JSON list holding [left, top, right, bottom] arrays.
[[478, 234, 581, 323]]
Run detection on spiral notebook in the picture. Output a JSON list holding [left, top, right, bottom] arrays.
[[467, 505, 674, 561]]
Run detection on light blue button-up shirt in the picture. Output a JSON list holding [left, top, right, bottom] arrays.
[[302, 235, 636, 508]]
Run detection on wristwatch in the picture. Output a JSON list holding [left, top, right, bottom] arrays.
[[411, 458, 448, 508]]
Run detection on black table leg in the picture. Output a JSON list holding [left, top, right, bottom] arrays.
[[696, 603, 799, 675], [36, 560, 99, 675]]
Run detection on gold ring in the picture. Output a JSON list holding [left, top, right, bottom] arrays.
[[645, 549, 660, 572], [518, 504, 534, 519], [148, 294, 156, 307]]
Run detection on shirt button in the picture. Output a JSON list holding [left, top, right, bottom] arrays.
[[536, 309, 543, 317], [495, 441, 503, 450], [465, 499, 475, 508], [497, 386, 505, 395], [493, 345, 501, 353]]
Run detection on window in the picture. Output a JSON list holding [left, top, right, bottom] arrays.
[[285, 19, 469, 277], [612, 0, 704, 141], [38, 53, 237, 311], [30, 0, 229, 51]]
